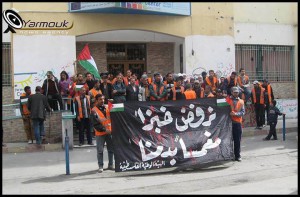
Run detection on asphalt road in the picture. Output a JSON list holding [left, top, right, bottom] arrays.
[[2, 130, 298, 194]]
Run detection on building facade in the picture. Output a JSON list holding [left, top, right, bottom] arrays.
[[2, 2, 298, 103]]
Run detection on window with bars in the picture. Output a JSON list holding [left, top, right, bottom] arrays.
[[2, 43, 12, 86], [235, 44, 295, 82], [106, 43, 146, 61]]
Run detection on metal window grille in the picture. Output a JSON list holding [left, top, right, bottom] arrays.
[[2, 43, 12, 86], [235, 44, 295, 82]]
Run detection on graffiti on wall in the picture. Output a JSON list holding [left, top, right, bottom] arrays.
[[242, 99, 297, 127], [276, 99, 298, 119], [14, 62, 75, 99], [191, 63, 234, 78]]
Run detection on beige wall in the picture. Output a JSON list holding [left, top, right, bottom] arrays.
[[233, 2, 298, 97], [234, 3, 297, 24], [12, 3, 234, 37], [191, 3, 234, 36]]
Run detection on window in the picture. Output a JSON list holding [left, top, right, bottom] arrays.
[[107, 43, 146, 77], [235, 45, 295, 82], [106, 43, 146, 61], [2, 43, 11, 86]]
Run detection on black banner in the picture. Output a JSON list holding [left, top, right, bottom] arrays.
[[111, 98, 233, 172]]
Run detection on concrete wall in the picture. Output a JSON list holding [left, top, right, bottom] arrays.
[[233, 3, 297, 24], [184, 35, 235, 76], [2, 87, 14, 105], [234, 23, 295, 45], [233, 3, 298, 98], [3, 112, 63, 143], [12, 35, 76, 100]]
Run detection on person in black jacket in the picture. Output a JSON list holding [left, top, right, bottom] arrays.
[[126, 77, 139, 101], [263, 100, 285, 141], [27, 86, 51, 145], [99, 73, 113, 104], [42, 71, 63, 111]]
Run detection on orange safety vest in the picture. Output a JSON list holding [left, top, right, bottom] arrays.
[[171, 86, 184, 101], [75, 95, 91, 119], [92, 106, 111, 136], [123, 77, 129, 86], [266, 84, 272, 104], [89, 88, 102, 98], [227, 76, 237, 86], [198, 88, 204, 98], [252, 87, 265, 104], [148, 77, 152, 84], [205, 77, 218, 91], [163, 81, 177, 86], [184, 90, 197, 100], [150, 83, 166, 101], [111, 78, 117, 85], [228, 98, 244, 123], [20, 93, 31, 115], [237, 75, 249, 87]]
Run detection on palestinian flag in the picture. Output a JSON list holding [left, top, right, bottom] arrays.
[[77, 44, 101, 80], [75, 84, 84, 91], [107, 103, 124, 112], [217, 98, 230, 107]]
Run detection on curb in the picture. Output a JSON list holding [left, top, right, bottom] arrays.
[[242, 127, 297, 137]]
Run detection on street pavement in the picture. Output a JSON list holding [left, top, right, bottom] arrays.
[[2, 127, 298, 194]]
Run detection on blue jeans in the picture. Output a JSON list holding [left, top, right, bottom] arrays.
[[32, 119, 45, 144], [232, 122, 242, 159], [96, 135, 114, 168]]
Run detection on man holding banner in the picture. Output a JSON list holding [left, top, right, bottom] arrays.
[[228, 86, 245, 162], [91, 94, 114, 173]]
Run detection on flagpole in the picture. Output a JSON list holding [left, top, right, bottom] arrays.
[[73, 60, 77, 76]]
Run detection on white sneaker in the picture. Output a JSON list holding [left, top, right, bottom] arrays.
[[98, 168, 103, 173], [32, 140, 36, 144], [28, 140, 32, 144]]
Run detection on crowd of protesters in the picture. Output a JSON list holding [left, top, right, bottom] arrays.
[[18, 67, 284, 169]]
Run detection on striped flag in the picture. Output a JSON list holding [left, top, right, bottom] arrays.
[[107, 103, 124, 112], [217, 98, 230, 107], [77, 44, 101, 80]]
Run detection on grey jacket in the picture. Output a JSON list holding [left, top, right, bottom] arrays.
[[28, 92, 50, 120]]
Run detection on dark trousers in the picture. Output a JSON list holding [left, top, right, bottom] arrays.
[[266, 121, 277, 140], [96, 135, 114, 168], [47, 94, 63, 111], [232, 122, 242, 159], [78, 118, 92, 144], [254, 104, 265, 127]]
